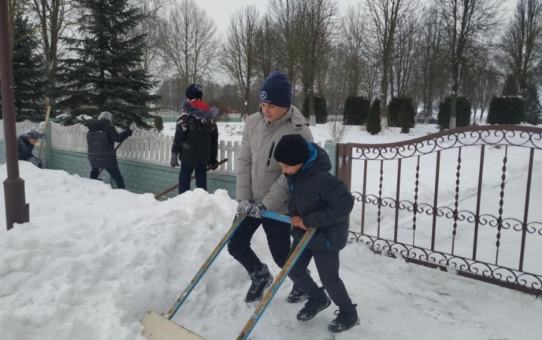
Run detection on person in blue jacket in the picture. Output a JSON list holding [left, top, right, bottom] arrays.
[[273, 134, 359, 334]]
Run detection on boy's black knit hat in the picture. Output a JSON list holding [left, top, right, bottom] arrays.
[[186, 83, 203, 100], [273, 134, 309, 166]]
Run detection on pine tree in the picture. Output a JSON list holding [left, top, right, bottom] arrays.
[[55, 0, 160, 127], [303, 95, 328, 124], [502, 74, 519, 96], [0, 12, 47, 121], [154, 115, 164, 132], [366, 98, 381, 135], [344, 95, 370, 125], [524, 83, 541, 125]]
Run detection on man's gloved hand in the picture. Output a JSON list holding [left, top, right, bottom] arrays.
[[236, 200, 267, 219], [129, 121, 138, 132], [208, 158, 218, 169], [170, 151, 179, 167]]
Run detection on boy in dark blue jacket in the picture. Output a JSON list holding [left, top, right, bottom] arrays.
[[273, 134, 359, 333]]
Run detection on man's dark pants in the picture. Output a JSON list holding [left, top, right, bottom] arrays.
[[90, 167, 125, 189], [228, 216, 291, 273]]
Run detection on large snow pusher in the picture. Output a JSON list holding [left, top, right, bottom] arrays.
[[140, 211, 315, 340], [139, 215, 245, 340]]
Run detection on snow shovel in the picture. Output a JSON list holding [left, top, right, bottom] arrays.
[[37, 105, 51, 160], [237, 211, 316, 340], [140, 214, 246, 340], [154, 158, 229, 200]]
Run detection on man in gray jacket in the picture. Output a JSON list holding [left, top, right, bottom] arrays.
[[229, 71, 314, 303]]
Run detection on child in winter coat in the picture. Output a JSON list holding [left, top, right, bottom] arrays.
[[170, 84, 219, 194], [273, 134, 359, 334]]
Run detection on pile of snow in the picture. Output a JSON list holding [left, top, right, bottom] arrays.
[[0, 162, 540, 340]]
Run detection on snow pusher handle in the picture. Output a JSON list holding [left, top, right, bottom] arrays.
[[237, 211, 316, 340], [154, 158, 228, 200], [163, 214, 246, 320]]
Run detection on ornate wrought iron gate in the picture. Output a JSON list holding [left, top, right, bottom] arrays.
[[337, 125, 542, 296]]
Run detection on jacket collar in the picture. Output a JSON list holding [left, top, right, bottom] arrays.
[[260, 106, 294, 127]]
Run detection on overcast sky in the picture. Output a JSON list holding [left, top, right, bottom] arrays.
[[196, 0, 517, 37], [188, 0, 517, 84]]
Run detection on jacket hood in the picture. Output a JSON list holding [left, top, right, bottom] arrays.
[[87, 119, 111, 132], [289, 142, 331, 182], [180, 100, 218, 120]]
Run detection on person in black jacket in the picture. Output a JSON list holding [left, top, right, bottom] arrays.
[[273, 134, 359, 334], [86, 111, 135, 189], [17, 130, 43, 168], [170, 84, 219, 194]]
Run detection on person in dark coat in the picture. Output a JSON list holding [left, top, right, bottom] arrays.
[[86, 111, 135, 189], [273, 134, 359, 334], [170, 84, 219, 194], [17, 130, 43, 168]]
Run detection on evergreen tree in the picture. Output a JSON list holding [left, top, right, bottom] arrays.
[[502, 74, 519, 96], [388, 97, 416, 132], [366, 98, 381, 135], [55, 0, 160, 127], [524, 83, 541, 125], [303, 95, 328, 124], [0, 12, 47, 121], [487, 96, 525, 125], [343, 95, 370, 125], [438, 96, 471, 130], [154, 115, 164, 131]]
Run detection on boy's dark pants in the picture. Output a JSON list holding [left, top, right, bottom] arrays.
[[179, 163, 207, 194], [228, 216, 291, 273], [90, 167, 125, 189], [288, 243, 352, 307]]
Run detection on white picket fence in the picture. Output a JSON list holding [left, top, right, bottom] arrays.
[[49, 122, 239, 175], [0, 120, 42, 140], [3, 120, 328, 177]]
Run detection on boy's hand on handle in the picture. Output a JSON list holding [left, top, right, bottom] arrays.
[[291, 216, 308, 230]]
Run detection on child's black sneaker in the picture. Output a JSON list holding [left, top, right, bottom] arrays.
[[296, 287, 331, 321], [287, 284, 308, 303], [287, 269, 310, 303], [328, 303, 360, 333]]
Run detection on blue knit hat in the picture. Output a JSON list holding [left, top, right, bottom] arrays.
[[259, 71, 292, 108]]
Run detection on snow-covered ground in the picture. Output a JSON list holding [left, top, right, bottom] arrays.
[[0, 161, 541, 340], [0, 124, 542, 340]]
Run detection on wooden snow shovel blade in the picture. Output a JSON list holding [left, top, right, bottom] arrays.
[[140, 215, 246, 340], [140, 311, 207, 340]]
